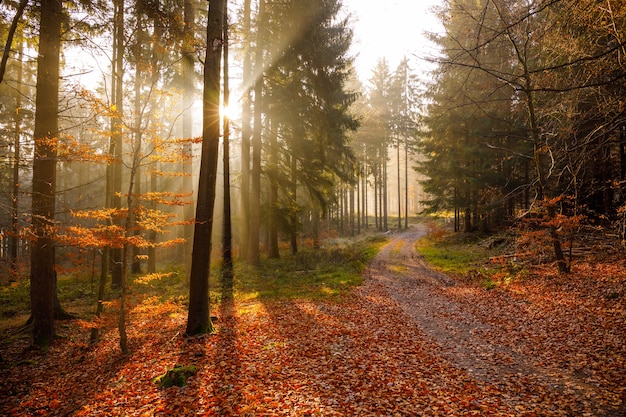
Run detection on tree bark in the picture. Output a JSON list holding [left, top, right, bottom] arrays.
[[110, 0, 124, 287], [248, 0, 266, 264], [30, 0, 62, 349], [182, 0, 195, 276], [239, 0, 251, 261], [10, 40, 23, 281], [222, 4, 234, 293], [186, 0, 225, 336]]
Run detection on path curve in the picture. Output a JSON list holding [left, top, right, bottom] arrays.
[[363, 225, 623, 416]]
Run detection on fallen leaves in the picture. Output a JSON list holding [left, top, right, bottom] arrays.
[[1, 233, 624, 416]]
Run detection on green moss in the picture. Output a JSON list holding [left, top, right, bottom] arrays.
[[153, 364, 197, 389]]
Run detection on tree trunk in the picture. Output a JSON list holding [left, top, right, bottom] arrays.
[[181, 0, 195, 276], [30, 0, 62, 349], [239, 0, 251, 261], [290, 153, 298, 254], [267, 116, 280, 259], [222, 5, 234, 292], [404, 137, 408, 229], [397, 140, 401, 229], [186, 0, 225, 336], [110, 0, 124, 288], [248, 0, 265, 264], [131, 4, 145, 275], [10, 40, 23, 282]]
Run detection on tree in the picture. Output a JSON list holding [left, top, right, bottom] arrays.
[[247, 0, 265, 263], [261, 0, 358, 252], [390, 57, 419, 230], [422, 0, 626, 271], [367, 58, 393, 231], [0, 0, 28, 85], [222, 3, 234, 293], [239, 0, 251, 261], [186, 0, 225, 336], [181, 0, 196, 276], [109, 0, 124, 287], [30, 0, 63, 348]]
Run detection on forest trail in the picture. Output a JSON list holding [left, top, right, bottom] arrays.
[[2, 226, 624, 416], [363, 226, 625, 416]]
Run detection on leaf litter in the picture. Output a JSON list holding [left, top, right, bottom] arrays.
[[1, 227, 624, 416]]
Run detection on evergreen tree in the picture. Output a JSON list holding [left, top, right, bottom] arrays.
[[30, 0, 63, 349]]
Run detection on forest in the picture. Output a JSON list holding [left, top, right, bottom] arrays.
[[0, 0, 625, 415]]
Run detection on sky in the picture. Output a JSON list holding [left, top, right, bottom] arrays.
[[341, 0, 443, 83]]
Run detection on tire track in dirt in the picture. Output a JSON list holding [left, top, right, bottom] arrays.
[[364, 226, 623, 415]]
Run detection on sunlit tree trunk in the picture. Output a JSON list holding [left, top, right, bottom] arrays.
[[239, 0, 251, 261], [248, 0, 266, 263], [404, 137, 408, 229], [182, 0, 195, 276], [30, 0, 62, 349], [222, 4, 234, 291], [10, 40, 23, 282], [147, 3, 165, 274], [186, 0, 225, 336], [383, 145, 388, 231], [131, 1, 145, 275], [110, 0, 124, 288], [267, 116, 280, 259], [397, 139, 401, 229], [289, 151, 298, 254]]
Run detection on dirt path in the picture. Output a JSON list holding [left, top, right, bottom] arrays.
[[363, 226, 625, 416]]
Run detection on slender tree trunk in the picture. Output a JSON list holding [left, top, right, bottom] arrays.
[[404, 137, 408, 229], [222, 5, 234, 292], [290, 153, 298, 254], [397, 140, 401, 229], [30, 0, 62, 349], [186, 0, 225, 336], [182, 0, 195, 276], [248, 0, 265, 263], [148, 6, 164, 274], [356, 165, 361, 235], [374, 162, 379, 230], [267, 117, 279, 258], [239, 0, 251, 261], [383, 145, 388, 231], [131, 6, 145, 275], [110, 0, 124, 288], [10, 41, 23, 282]]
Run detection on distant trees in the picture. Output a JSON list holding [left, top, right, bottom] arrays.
[[421, 0, 626, 271], [350, 57, 421, 233]]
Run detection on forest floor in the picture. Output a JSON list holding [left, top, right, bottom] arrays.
[[0, 225, 625, 416]]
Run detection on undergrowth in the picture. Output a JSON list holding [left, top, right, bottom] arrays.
[[416, 226, 519, 290], [0, 235, 387, 330]]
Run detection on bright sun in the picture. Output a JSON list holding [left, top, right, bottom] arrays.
[[220, 99, 241, 122]]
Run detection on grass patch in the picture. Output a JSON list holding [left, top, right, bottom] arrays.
[[0, 235, 386, 332], [416, 234, 489, 276], [416, 229, 516, 288], [234, 235, 386, 302]]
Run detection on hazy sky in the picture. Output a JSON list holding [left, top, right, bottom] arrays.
[[342, 0, 443, 82]]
